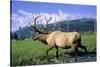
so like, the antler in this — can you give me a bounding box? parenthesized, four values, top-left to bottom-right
(43, 16, 52, 29)
(33, 15, 42, 27)
(29, 15, 45, 33)
(29, 15, 52, 34)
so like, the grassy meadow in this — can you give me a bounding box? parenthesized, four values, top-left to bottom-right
(11, 32, 96, 66)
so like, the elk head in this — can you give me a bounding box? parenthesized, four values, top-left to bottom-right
(29, 15, 52, 42)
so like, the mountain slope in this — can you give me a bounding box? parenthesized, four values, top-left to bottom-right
(11, 18, 96, 39)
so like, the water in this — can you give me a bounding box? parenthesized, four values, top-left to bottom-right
(48, 53, 96, 64)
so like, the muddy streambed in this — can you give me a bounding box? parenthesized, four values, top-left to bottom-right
(47, 52, 96, 64)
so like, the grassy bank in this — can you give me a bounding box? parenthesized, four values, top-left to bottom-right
(11, 32, 96, 66)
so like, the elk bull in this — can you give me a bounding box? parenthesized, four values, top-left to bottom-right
(29, 15, 87, 61)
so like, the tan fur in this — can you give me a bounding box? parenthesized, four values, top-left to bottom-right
(46, 31, 80, 48)
(33, 31, 87, 61)
(36, 31, 80, 48)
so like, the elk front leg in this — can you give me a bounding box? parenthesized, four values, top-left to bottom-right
(74, 47, 78, 62)
(46, 47, 54, 61)
(56, 47, 59, 59)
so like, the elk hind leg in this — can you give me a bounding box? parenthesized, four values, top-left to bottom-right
(78, 44, 87, 54)
(71, 45, 78, 62)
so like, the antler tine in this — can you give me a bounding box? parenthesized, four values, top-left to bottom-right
(34, 15, 42, 27)
(29, 21, 32, 27)
(44, 16, 52, 28)
(29, 21, 35, 30)
(44, 16, 52, 23)
(47, 17, 52, 23)
(32, 15, 35, 19)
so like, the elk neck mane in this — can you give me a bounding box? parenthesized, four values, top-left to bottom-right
(38, 33, 49, 44)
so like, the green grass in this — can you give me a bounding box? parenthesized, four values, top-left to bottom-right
(81, 33, 96, 52)
(11, 33, 96, 66)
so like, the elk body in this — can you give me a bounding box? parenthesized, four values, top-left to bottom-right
(29, 15, 87, 61)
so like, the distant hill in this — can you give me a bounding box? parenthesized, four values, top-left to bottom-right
(57, 18, 96, 32)
(11, 18, 96, 39)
